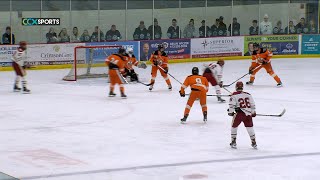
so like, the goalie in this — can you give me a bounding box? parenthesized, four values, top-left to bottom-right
(202, 58, 225, 102)
(12, 41, 31, 93)
(123, 47, 147, 82)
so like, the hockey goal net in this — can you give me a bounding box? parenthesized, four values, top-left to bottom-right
(63, 45, 121, 81)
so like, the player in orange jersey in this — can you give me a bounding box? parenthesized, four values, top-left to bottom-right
(123, 47, 146, 82)
(179, 67, 209, 123)
(246, 43, 282, 87)
(105, 47, 128, 98)
(149, 44, 172, 91)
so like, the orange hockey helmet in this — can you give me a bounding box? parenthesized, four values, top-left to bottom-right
(236, 81, 244, 91)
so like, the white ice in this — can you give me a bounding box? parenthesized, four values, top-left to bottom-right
(0, 58, 320, 180)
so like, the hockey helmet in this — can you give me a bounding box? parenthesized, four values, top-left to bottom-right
(236, 81, 244, 91)
(118, 47, 126, 55)
(192, 67, 199, 75)
(217, 58, 225, 66)
(126, 47, 134, 54)
(158, 43, 165, 50)
(19, 41, 27, 50)
(253, 42, 260, 49)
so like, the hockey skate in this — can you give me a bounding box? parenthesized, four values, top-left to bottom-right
(149, 85, 153, 91)
(14, 85, 21, 92)
(230, 138, 237, 149)
(203, 111, 207, 122)
(277, 82, 283, 87)
(121, 93, 127, 99)
(168, 85, 172, 91)
(22, 87, 31, 94)
(251, 139, 257, 149)
(246, 81, 254, 85)
(217, 96, 226, 103)
(109, 91, 116, 97)
(180, 114, 188, 124)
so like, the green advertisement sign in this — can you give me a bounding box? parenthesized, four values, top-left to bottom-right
(244, 35, 299, 56)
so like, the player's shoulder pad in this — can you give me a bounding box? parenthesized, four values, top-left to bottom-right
(113, 54, 125, 60)
(153, 51, 159, 55)
(232, 91, 242, 95)
(161, 51, 168, 57)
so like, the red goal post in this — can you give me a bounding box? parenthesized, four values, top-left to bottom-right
(63, 45, 122, 81)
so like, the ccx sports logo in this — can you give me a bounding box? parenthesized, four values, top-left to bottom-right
(22, 18, 60, 26)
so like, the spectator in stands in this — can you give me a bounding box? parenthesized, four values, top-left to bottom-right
(133, 21, 149, 40)
(46, 27, 58, 43)
(217, 16, 227, 36)
(244, 42, 254, 56)
(273, 20, 284, 35)
(91, 26, 104, 42)
(167, 19, 180, 39)
(105, 25, 122, 41)
(71, 27, 80, 42)
(260, 14, 272, 35)
(309, 19, 317, 34)
(80, 29, 91, 42)
(285, 21, 297, 34)
(148, 18, 162, 40)
(183, 19, 196, 38)
(210, 19, 219, 37)
(296, 18, 309, 34)
(2, 26, 15, 44)
(199, 20, 211, 37)
(140, 42, 150, 61)
(58, 28, 70, 43)
(249, 20, 259, 35)
(228, 17, 240, 36)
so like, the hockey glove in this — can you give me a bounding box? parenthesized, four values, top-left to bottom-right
(219, 81, 223, 87)
(163, 67, 168, 74)
(153, 60, 158, 66)
(249, 69, 253, 74)
(251, 112, 256, 117)
(179, 90, 185, 97)
(228, 112, 235, 116)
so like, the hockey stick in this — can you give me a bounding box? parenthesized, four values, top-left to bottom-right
(137, 80, 152, 86)
(222, 86, 232, 94)
(157, 65, 183, 85)
(223, 65, 262, 87)
(186, 94, 230, 97)
(241, 108, 286, 117)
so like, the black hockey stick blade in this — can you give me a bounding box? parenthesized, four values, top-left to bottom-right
(137, 81, 152, 86)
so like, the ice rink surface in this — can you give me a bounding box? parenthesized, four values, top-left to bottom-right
(0, 58, 320, 180)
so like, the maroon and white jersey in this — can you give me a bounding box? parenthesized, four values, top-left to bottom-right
(204, 63, 223, 83)
(228, 91, 256, 116)
(12, 48, 27, 66)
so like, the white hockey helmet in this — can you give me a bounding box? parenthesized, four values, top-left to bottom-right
(126, 47, 134, 54)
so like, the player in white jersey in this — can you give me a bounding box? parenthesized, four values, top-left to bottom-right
(12, 41, 30, 93)
(203, 58, 225, 102)
(227, 81, 257, 149)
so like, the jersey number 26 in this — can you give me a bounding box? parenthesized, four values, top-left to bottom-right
(238, 98, 251, 108)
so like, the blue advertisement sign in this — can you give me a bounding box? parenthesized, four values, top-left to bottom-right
(260, 42, 299, 55)
(301, 35, 320, 54)
(85, 41, 140, 62)
(140, 39, 191, 61)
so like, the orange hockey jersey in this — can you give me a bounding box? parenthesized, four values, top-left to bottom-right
(149, 50, 169, 68)
(106, 54, 126, 73)
(252, 48, 273, 65)
(180, 75, 209, 93)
